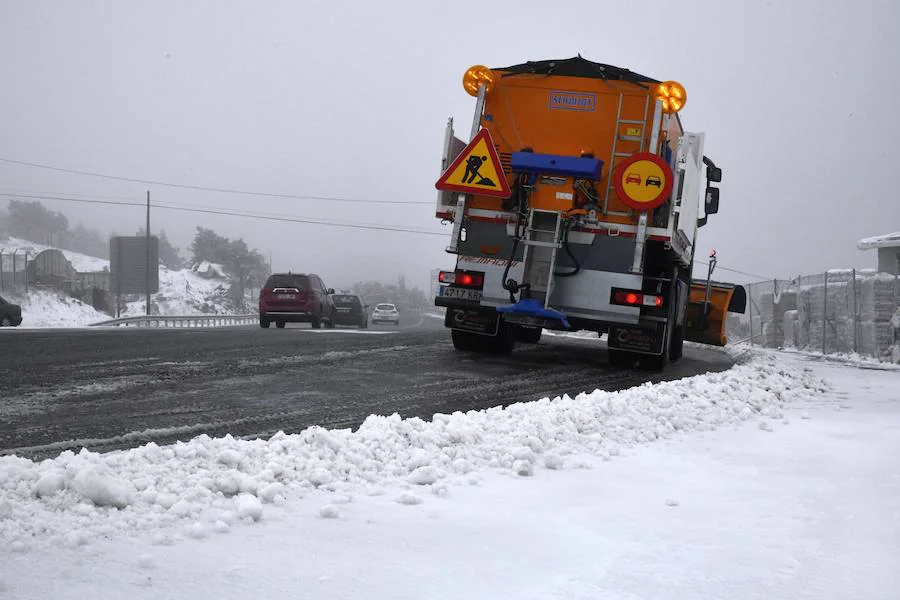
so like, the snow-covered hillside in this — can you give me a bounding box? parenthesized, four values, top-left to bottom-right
(0, 237, 242, 327)
(0, 236, 108, 272)
(120, 264, 234, 318)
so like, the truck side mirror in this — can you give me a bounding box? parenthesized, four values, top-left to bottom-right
(705, 186, 720, 215)
(703, 156, 722, 183)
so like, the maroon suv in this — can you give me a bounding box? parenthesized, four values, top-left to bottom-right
(259, 273, 336, 329)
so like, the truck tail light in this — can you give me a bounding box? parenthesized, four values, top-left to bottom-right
(612, 290, 663, 308)
(439, 270, 484, 288)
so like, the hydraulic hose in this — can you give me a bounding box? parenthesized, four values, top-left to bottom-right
(502, 176, 530, 302)
(555, 218, 581, 278)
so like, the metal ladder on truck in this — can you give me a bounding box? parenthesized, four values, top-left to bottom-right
(518, 94, 653, 310)
(519, 208, 564, 310)
(602, 93, 651, 214)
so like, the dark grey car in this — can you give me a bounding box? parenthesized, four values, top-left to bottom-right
(331, 294, 368, 328)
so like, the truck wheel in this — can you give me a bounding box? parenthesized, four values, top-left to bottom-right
(669, 275, 685, 362)
(608, 348, 636, 369)
(669, 324, 685, 362)
(451, 329, 481, 352)
(640, 350, 667, 372)
(484, 322, 515, 355)
(276, 320, 286, 329)
(515, 326, 542, 344)
(311, 317, 321, 329)
(259, 318, 271, 329)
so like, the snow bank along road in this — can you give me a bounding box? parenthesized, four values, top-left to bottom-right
(0, 320, 733, 459)
(6, 351, 888, 600)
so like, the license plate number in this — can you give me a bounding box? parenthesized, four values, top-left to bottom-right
(440, 287, 482, 302)
(277, 294, 296, 299)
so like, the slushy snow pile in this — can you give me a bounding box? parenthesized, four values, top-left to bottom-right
(0, 353, 824, 551)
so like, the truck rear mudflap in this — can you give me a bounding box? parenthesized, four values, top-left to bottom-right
(684, 280, 747, 346)
(606, 322, 668, 356)
(443, 306, 500, 336)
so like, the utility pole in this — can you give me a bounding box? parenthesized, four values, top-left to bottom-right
(146, 190, 151, 316)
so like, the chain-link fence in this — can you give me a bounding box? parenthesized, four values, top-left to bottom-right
(733, 270, 900, 362)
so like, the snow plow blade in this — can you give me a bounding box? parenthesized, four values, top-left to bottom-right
(684, 280, 747, 346)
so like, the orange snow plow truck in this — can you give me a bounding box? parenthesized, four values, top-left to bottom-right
(434, 57, 745, 370)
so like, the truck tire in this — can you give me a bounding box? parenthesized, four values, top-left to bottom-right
(608, 348, 636, 369)
(311, 317, 321, 329)
(515, 326, 542, 344)
(259, 318, 271, 329)
(276, 320, 286, 329)
(484, 323, 516, 355)
(640, 349, 668, 372)
(451, 329, 481, 352)
(669, 324, 685, 362)
(668, 273, 686, 362)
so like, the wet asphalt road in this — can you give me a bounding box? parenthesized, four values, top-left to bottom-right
(0, 316, 733, 459)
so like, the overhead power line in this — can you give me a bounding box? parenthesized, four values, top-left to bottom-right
(694, 260, 774, 281)
(0, 187, 780, 278)
(0, 192, 447, 238)
(0, 156, 433, 206)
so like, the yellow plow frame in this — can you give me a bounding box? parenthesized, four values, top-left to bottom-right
(684, 280, 747, 346)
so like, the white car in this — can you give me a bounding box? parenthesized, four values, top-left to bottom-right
(372, 303, 400, 325)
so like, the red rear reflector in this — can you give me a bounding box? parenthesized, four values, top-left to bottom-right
(613, 291, 663, 308)
(439, 271, 483, 287)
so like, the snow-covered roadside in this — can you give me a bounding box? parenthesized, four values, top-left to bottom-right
(0, 289, 108, 327)
(1, 355, 819, 550)
(4, 352, 899, 599)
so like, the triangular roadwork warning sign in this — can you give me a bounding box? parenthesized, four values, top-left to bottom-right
(435, 128, 511, 199)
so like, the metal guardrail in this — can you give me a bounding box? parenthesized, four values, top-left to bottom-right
(90, 314, 258, 328)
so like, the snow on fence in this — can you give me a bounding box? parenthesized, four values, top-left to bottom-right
(737, 270, 900, 362)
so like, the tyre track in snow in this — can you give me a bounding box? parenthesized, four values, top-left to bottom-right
(0, 322, 733, 459)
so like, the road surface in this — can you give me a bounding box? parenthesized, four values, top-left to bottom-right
(0, 316, 734, 459)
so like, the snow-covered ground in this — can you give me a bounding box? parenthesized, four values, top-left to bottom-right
(0, 289, 108, 328)
(2, 349, 897, 598)
(0, 237, 239, 326)
(120, 264, 233, 318)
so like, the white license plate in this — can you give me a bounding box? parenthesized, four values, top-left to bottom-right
(277, 294, 296, 299)
(336, 308, 350, 312)
(440, 287, 482, 302)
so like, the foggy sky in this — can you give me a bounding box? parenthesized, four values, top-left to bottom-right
(1, 0, 898, 291)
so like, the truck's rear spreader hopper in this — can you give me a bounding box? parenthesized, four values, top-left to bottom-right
(434, 56, 746, 369)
